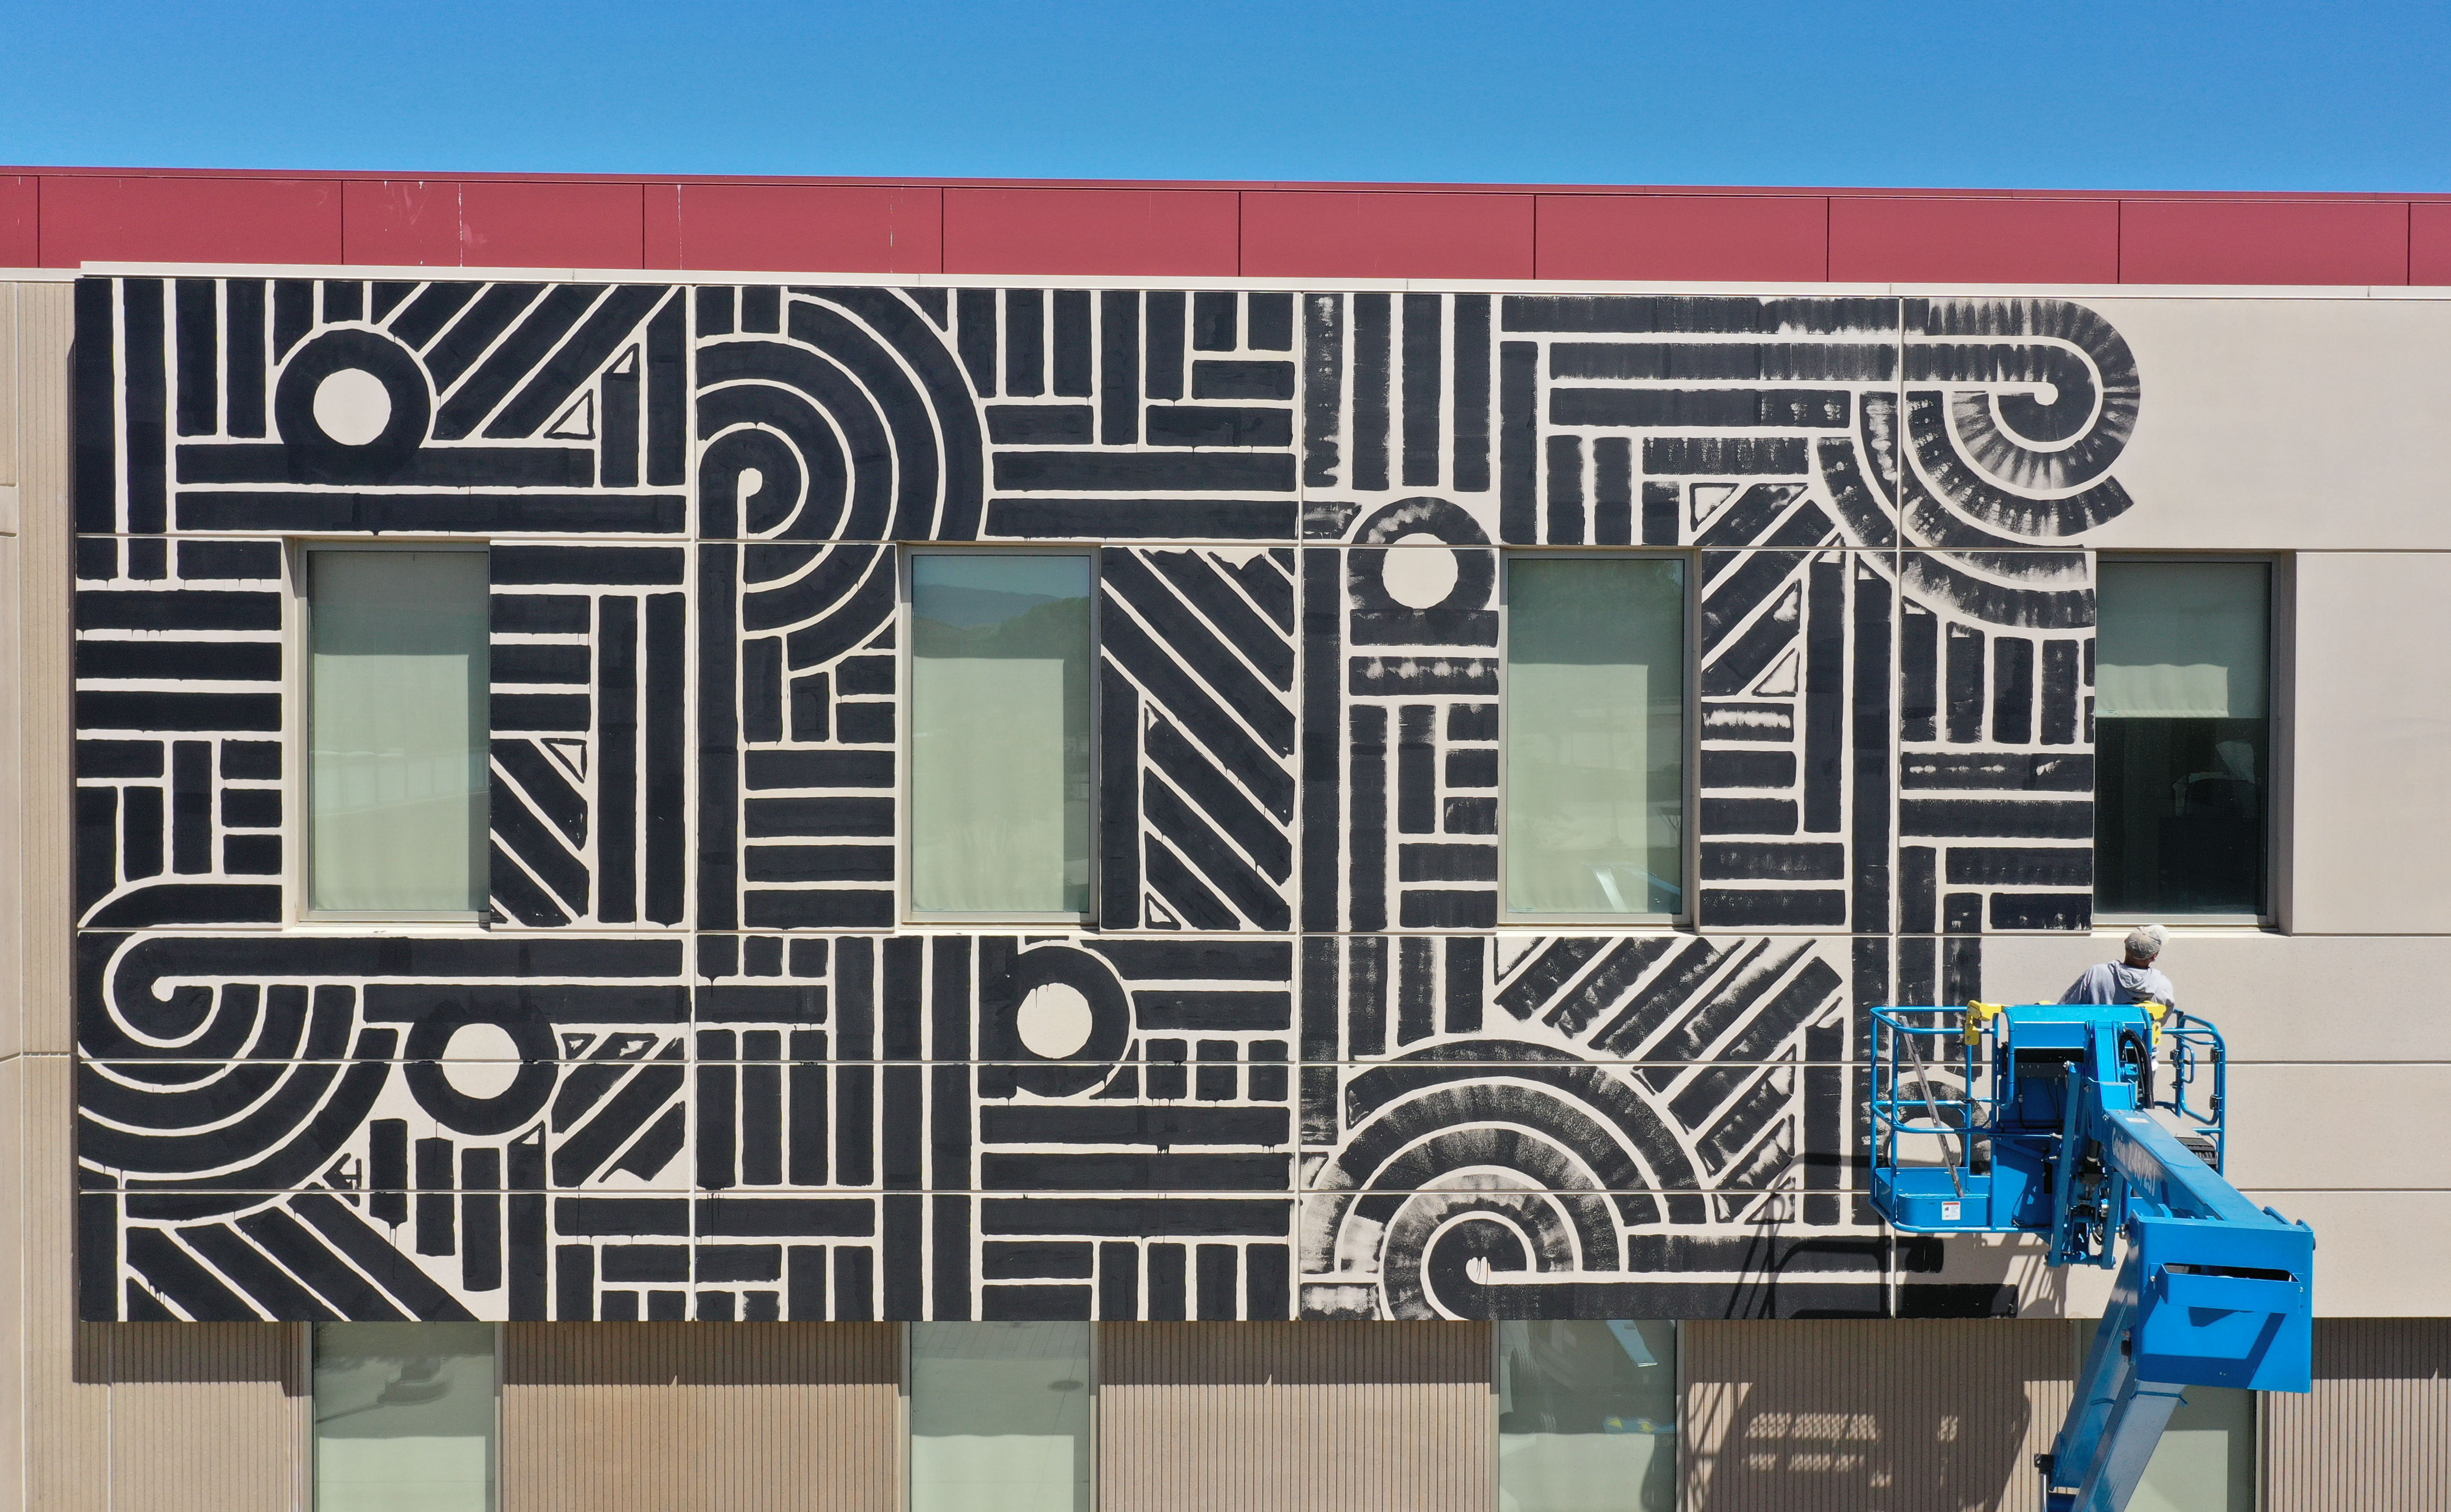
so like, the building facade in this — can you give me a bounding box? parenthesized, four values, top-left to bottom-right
(2, 170, 2448, 1510)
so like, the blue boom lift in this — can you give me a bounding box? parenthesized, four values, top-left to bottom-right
(1868, 1000, 2313, 1512)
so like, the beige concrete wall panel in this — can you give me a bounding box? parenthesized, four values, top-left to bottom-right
(2266, 1318, 2451, 1511)
(2237, 1190, 2451, 1317)
(1978, 932, 2451, 1061)
(1, 283, 18, 485)
(2090, 298, 2451, 551)
(1685, 1319, 2072, 1512)
(99, 1324, 305, 1512)
(501, 1322, 898, 1512)
(2224, 1062, 2450, 1190)
(1097, 1321, 1491, 1512)
(0, 1055, 23, 1512)
(14, 283, 68, 1056)
(2286, 553, 2451, 934)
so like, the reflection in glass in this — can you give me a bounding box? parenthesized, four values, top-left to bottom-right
(309, 551, 491, 912)
(909, 554, 1094, 914)
(909, 1321, 1092, 1512)
(2095, 561, 2270, 915)
(313, 1322, 497, 1512)
(2082, 1318, 2255, 1512)
(1505, 558, 1687, 916)
(1499, 1320, 1679, 1512)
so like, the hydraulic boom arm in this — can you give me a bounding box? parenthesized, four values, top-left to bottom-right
(1868, 1001, 2313, 1512)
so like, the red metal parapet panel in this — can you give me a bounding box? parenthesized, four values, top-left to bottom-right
(7, 166, 2450, 284)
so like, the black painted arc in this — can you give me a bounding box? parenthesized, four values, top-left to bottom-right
(435, 285, 600, 439)
(1097, 658, 1141, 930)
(1301, 293, 1344, 489)
(698, 547, 739, 929)
(487, 285, 667, 439)
(1352, 292, 1391, 493)
(814, 288, 987, 540)
(123, 280, 168, 534)
(743, 540, 872, 628)
(696, 339, 883, 540)
(775, 560, 896, 670)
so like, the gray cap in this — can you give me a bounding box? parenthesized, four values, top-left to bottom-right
(2124, 924, 2167, 961)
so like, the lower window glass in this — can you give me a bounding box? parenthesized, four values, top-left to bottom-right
(1504, 557, 1687, 918)
(312, 1321, 497, 1512)
(1498, 1320, 1679, 1512)
(909, 1321, 1093, 1512)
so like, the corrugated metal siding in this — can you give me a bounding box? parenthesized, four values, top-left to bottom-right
(17, 283, 100, 1512)
(1685, 1320, 2072, 1512)
(501, 1322, 898, 1512)
(99, 1324, 305, 1512)
(2266, 1318, 2450, 1511)
(1097, 1321, 1491, 1512)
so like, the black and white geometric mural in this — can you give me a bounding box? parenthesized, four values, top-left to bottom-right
(72, 277, 2137, 1322)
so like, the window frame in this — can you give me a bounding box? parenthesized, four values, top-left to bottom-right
(290, 539, 493, 925)
(1496, 548, 1700, 929)
(2090, 551, 2282, 930)
(898, 544, 1102, 927)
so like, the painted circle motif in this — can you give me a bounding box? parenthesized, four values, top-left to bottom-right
(273, 327, 433, 483)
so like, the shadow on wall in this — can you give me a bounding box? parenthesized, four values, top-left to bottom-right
(73, 1319, 304, 1390)
(1685, 1319, 2068, 1512)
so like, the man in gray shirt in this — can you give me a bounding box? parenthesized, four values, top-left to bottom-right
(2061, 924, 2178, 1010)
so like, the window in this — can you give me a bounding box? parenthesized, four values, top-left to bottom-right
(2095, 560, 2271, 917)
(1499, 1320, 1679, 1512)
(313, 1322, 499, 1512)
(907, 552, 1095, 917)
(305, 548, 491, 916)
(908, 1321, 1094, 1512)
(1504, 557, 1688, 920)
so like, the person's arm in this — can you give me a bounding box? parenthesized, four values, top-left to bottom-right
(2061, 964, 2106, 1004)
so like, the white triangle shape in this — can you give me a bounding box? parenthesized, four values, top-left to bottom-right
(543, 738, 589, 781)
(1690, 483, 1739, 529)
(1750, 647, 1801, 698)
(545, 390, 596, 440)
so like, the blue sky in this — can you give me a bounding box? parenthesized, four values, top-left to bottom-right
(6, 1, 2448, 190)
